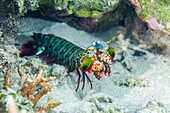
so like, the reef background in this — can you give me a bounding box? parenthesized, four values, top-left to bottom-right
(0, 0, 170, 112)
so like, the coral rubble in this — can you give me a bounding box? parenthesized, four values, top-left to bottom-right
(1, 64, 61, 112)
(84, 92, 128, 112)
(17, 65, 62, 110)
(136, 101, 168, 113)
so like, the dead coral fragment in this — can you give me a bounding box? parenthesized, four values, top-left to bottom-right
(0, 65, 61, 112)
(35, 93, 62, 113)
(2, 64, 61, 112)
(18, 64, 28, 89)
(17, 65, 57, 107)
(0, 78, 2, 82)
(30, 82, 54, 106)
(5, 70, 11, 90)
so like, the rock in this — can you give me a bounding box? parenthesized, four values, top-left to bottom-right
(38, 0, 127, 32)
(84, 92, 128, 112)
(38, 0, 170, 55)
(124, 0, 170, 56)
(1, 0, 169, 55)
(50, 64, 67, 80)
(136, 101, 168, 113)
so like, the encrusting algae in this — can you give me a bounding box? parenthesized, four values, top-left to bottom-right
(1, 64, 62, 112)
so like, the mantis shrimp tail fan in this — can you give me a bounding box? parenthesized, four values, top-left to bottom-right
(19, 33, 45, 58)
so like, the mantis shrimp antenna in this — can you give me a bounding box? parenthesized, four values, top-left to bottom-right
(106, 27, 128, 44)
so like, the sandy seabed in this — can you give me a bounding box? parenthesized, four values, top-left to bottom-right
(0, 17, 170, 113)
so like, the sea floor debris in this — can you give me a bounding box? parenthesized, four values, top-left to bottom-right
(0, 65, 62, 112)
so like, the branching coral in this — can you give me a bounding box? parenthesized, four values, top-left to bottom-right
(5, 70, 11, 90)
(35, 92, 62, 113)
(17, 64, 61, 110)
(17, 65, 57, 106)
(1, 64, 61, 112)
(0, 78, 2, 82)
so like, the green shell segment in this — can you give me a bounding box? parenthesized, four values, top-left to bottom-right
(81, 56, 93, 71)
(107, 46, 115, 58)
(31, 33, 84, 71)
